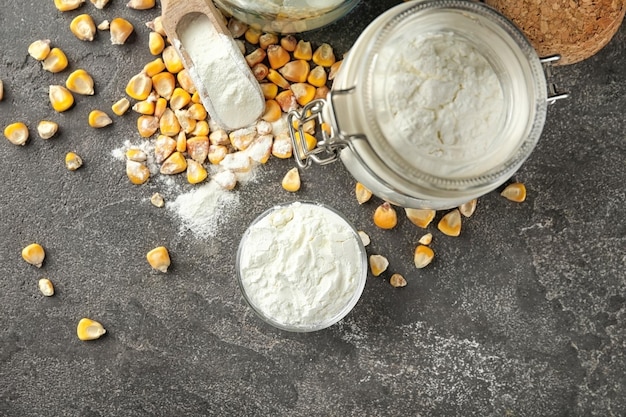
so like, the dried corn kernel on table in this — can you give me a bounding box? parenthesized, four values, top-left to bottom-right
(1, 1, 625, 416)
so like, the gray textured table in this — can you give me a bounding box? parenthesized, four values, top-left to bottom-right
(1, 1, 625, 416)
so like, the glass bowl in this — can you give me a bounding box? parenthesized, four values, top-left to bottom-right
(213, 0, 360, 33)
(236, 201, 367, 332)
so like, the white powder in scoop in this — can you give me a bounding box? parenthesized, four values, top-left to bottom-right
(238, 202, 364, 327)
(178, 14, 263, 129)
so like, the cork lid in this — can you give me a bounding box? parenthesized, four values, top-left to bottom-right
(484, 0, 626, 65)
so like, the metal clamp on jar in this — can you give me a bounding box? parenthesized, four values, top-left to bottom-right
(289, 0, 568, 210)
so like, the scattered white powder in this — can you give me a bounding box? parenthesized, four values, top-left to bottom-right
(238, 202, 364, 327)
(178, 14, 264, 130)
(167, 181, 240, 238)
(382, 31, 506, 177)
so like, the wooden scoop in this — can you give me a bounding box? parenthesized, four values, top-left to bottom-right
(161, 0, 265, 130)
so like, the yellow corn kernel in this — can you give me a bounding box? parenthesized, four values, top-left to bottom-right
(137, 115, 159, 138)
(247, 134, 273, 164)
(219, 152, 252, 173)
(369, 254, 389, 277)
(37, 121, 59, 139)
(259, 32, 279, 50)
(90, 0, 110, 9)
(414, 245, 435, 269)
(279, 60, 310, 83)
(358, 230, 370, 247)
(192, 120, 209, 137)
(266, 68, 291, 90)
(173, 133, 185, 155)
(70, 14, 96, 41)
(209, 129, 229, 146)
(22, 243, 45, 268)
(54, 0, 84, 12)
(150, 98, 165, 119)
(152, 71, 175, 100)
(147, 31, 165, 56)
(501, 183, 527, 202)
(373, 202, 398, 229)
(49, 85, 74, 112)
(293, 40, 312, 60)
(405, 208, 436, 228)
(150, 192, 165, 207)
(4, 122, 29, 146)
(110, 17, 134, 45)
(143, 57, 166, 77)
(160, 151, 187, 175)
(245, 27, 262, 44)
(294, 131, 317, 157)
(312, 43, 336, 67)
(260, 82, 278, 100)
(159, 108, 181, 136)
(281, 167, 301, 192)
(280, 34, 297, 52)
(418, 233, 433, 246)
(184, 103, 205, 122)
(229, 127, 256, 151)
(65, 151, 83, 170)
(125, 148, 147, 162)
(328, 60, 342, 80)
(191, 91, 201, 103)
(261, 99, 282, 122)
(76, 318, 106, 341)
(290, 82, 316, 106)
(315, 85, 330, 100)
(125, 72, 152, 100)
(245, 48, 267, 68)
(459, 199, 477, 217)
(267, 45, 290, 69)
(272, 132, 293, 159)
(307, 65, 327, 88)
(127, 0, 155, 10)
(186, 159, 207, 184)
(251, 63, 269, 81)
(355, 182, 372, 204)
(154, 135, 176, 163)
(126, 160, 150, 184)
(170, 88, 191, 111)
(132, 100, 155, 115)
(208, 144, 227, 165)
(162, 46, 184, 73)
(38, 278, 55, 296)
(28, 39, 51, 61)
(0, 80, 3, 102)
(88, 110, 112, 128)
(42, 48, 68, 73)
(276, 90, 297, 112)
(187, 136, 209, 163)
(390, 273, 407, 288)
(65, 69, 94, 95)
(437, 209, 462, 237)
(146, 16, 166, 37)
(111, 97, 130, 116)
(176, 69, 196, 94)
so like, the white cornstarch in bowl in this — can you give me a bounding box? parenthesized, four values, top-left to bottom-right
(237, 202, 366, 331)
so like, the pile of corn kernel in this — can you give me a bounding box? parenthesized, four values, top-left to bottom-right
(118, 14, 342, 191)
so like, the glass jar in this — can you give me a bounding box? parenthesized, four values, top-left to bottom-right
(213, 0, 360, 33)
(289, 0, 566, 210)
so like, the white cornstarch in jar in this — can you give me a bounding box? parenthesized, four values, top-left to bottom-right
(382, 31, 507, 177)
(238, 202, 363, 327)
